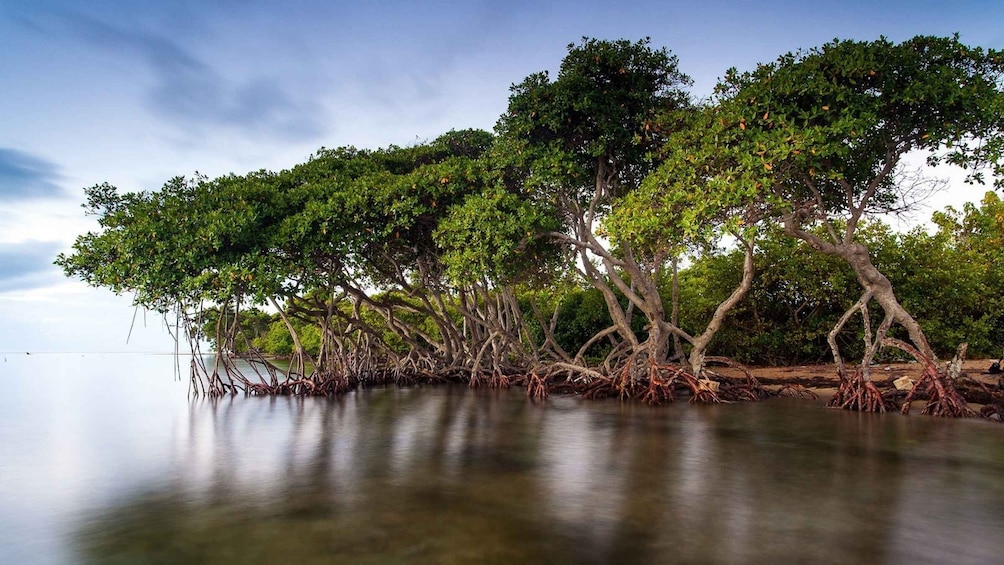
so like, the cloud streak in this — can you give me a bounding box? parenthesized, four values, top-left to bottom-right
(0, 149, 64, 201)
(64, 13, 326, 142)
(0, 240, 65, 292)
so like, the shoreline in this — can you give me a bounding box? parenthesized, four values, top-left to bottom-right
(719, 359, 1002, 388)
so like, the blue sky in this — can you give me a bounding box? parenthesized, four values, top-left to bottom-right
(1, 0, 1002, 352)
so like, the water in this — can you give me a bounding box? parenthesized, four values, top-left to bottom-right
(2, 355, 1003, 564)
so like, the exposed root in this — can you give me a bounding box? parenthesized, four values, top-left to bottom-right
(572, 362, 725, 404)
(572, 360, 643, 400)
(900, 370, 976, 417)
(827, 371, 894, 413)
(468, 369, 513, 389)
(885, 339, 975, 418)
(777, 384, 819, 400)
(955, 375, 1001, 405)
(640, 363, 677, 406)
(242, 373, 358, 396)
(704, 356, 771, 401)
(580, 376, 617, 400)
(469, 370, 487, 389)
(668, 368, 721, 404)
(614, 359, 643, 400)
(690, 381, 722, 404)
(526, 370, 549, 399)
(488, 371, 511, 389)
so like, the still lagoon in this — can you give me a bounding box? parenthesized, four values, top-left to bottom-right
(2, 354, 1003, 564)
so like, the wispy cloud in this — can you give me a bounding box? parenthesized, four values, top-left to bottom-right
(0, 240, 65, 292)
(0, 149, 64, 201)
(62, 13, 326, 142)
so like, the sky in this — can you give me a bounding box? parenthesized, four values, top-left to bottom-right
(1, 0, 1002, 353)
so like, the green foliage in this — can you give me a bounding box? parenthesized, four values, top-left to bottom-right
(680, 205, 1004, 364)
(435, 186, 562, 284)
(896, 192, 1004, 356)
(58, 130, 495, 307)
(438, 38, 694, 290)
(57, 35, 1004, 376)
(273, 129, 496, 291)
(253, 318, 320, 358)
(607, 106, 759, 258)
(497, 37, 691, 198)
(200, 307, 273, 354)
(714, 35, 1004, 214)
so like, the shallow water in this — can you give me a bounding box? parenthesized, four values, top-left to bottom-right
(1, 355, 1003, 564)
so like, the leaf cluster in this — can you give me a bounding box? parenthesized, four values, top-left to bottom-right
(711, 35, 1004, 215)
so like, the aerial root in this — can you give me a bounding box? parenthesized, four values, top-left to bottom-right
(468, 369, 514, 390)
(570, 361, 751, 404)
(615, 360, 642, 400)
(662, 366, 721, 404)
(574, 360, 646, 400)
(468, 371, 485, 389)
(235, 372, 359, 396)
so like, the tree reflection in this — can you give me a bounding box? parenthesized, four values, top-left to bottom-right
(73, 391, 1004, 564)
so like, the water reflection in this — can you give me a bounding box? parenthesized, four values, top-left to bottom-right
(61, 386, 1004, 564)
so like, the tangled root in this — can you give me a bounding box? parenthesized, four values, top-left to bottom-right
(580, 376, 618, 400)
(885, 340, 975, 418)
(777, 384, 819, 400)
(640, 364, 679, 406)
(704, 357, 771, 401)
(901, 370, 976, 417)
(827, 372, 895, 413)
(526, 370, 548, 400)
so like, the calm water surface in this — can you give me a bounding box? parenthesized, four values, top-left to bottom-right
(2, 354, 1003, 564)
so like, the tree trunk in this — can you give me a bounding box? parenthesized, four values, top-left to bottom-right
(838, 242, 936, 365)
(670, 256, 685, 362)
(687, 239, 755, 377)
(785, 220, 972, 416)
